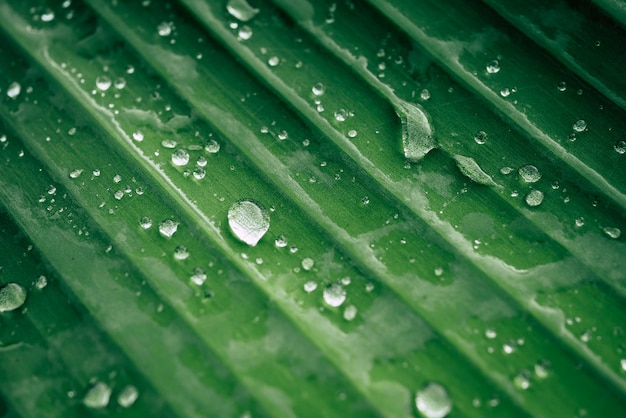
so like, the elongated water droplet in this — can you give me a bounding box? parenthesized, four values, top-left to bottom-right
(323, 283, 346, 307)
(453, 155, 496, 186)
(228, 200, 269, 246)
(159, 219, 179, 238)
(603, 226, 621, 239)
(518, 165, 541, 183)
(415, 382, 452, 418)
(395, 100, 436, 162)
(226, 0, 259, 21)
(117, 385, 139, 408)
(0, 283, 27, 312)
(83, 381, 111, 409)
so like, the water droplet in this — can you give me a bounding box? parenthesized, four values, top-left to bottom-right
(499, 88, 510, 97)
(277, 130, 288, 140)
(69, 169, 83, 179)
(228, 200, 270, 246)
(513, 371, 531, 390)
(575, 217, 585, 227)
(268, 56, 280, 67)
(312, 82, 326, 96)
(557, 81, 567, 92)
(343, 304, 357, 321)
(534, 360, 551, 379)
(193, 167, 206, 180)
(114, 190, 124, 200)
(238, 25, 253, 40)
(323, 283, 346, 307)
(415, 382, 452, 418)
(303, 281, 317, 293)
(420, 89, 431, 100)
(7, 82, 21, 99)
(572, 119, 587, 132)
(132, 131, 144, 142)
(226, 0, 259, 21)
(473, 131, 487, 144)
(35, 275, 48, 289)
(96, 76, 111, 91)
(348, 129, 358, 138)
(190, 268, 207, 285)
(174, 245, 190, 260)
(502, 340, 516, 354)
(172, 149, 190, 166)
(614, 140, 626, 154)
(114, 77, 126, 89)
(395, 100, 436, 162)
(157, 21, 172, 36)
(0, 283, 27, 312)
(453, 155, 496, 186)
(113, 174, 122, 183)
(518, 165, 542, 183)
(274, 235, 288, 247)
(117, 385, 139, 408)
(139, 216, 153, 229)
(83, 381, 111, 409)
(159, 219, 179, 238)
(525, 190, 544, 207)
(41, 9, 55, 22)
(204, 139, 220, 154)
(485, 328, 497, 339)
(301, 257, 314, 271)
(603, 226, 621, 239)
(620, 359, 626, 372)
(334, 109, 347, 122)
(486, 60, 500, 74)
(500, 166, 513, 175)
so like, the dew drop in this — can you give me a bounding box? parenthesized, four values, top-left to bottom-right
(343, 304, 357, 321)
(473, 131, 487, 144)
(301, 257, 314, 271)
(190, 268, 207, 285)
(69, 169, 83, 179)
(453, 155, 496, 186)
(485, 60, 500, 74)
(557, 81, 567, 92)
(603, 226, 621, 239)
(621, 359, 626, 372)
(268, 56, 280, 67)
(35, 275, 48, 290)
(238, 25, 253, 40)
(312, 82, 326, 96)
(228, 200, 270, 246)
(499, 88, 510, 97)
(274, 235, 288, 248)
(348, 129, 357, 138)
(139, 216, 153, 229)
(157, 21, 172, 36)
(415, 382, 452, 418)
(334, 108, 347, 122)
(172, 149, 190, 166)
(114, 77, 126, 89)
(614, 140, 626, 154)
(0, 283, 27, 312)
(485, 328, 497, 339)
(572, 119, 587, 132)
(132, 131, 144, 142)
(159, 219, 179, 238)
(193, 167, 206, 180)
(323, 283, 346, 307)
(117, 385, 139, 408)
(304, 281, 317, 293)
(41, 9, 55, 22)
(7, 82, 21, 99)
(395, 100, 436, 162)
(513, 371, 531, 390)
(83, 381, 112, 409)
(95, 75, 111, 91)
(500, 166, 513, 175)
(226, 0, 259, 22)
(174, 245, 190, 260)
(518, 165, 542, 183)
(524, 190, 544, 207)
(420, 89, 431, 100)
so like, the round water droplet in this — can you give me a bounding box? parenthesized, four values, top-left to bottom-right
(190, 268, 207, 285)
(603, 226, 621, 239)
(193, 167, 206, 180)
(205, 139, 220, 153)
(502, 340, 516, 354)
(228, 200, 270, 246)
(323, 283, 346, 307)
(485, 60, 500, 74)
(96, 75, 111, 91)
(174, 245, 190, 260)
(513, 371, 531, 390)
(7, 82, 21, 99)
(304, 281, 317, 293)
(620, 359, 626, 372)
(534, 360, 551, 379)
(301, 257, 314, 271)
(420, 89, 431, 100)
(473, 130, 487, 145)
(275, 235, 288, 247)
(312, 82, 326, 96)
(132, 131, 144, 142)
(415, 382, 452, 418)
(226, 0, 259, 21)
(157, 21, 172, 36)
(485, 328, 497, 339)
(114, 77, 126, 89)
(117, 385, 139, 408)
(139, 216, 153, 229)
(348, 129, 358, 138)
(0, 283, 27, 312)
(614, 140, 626, 154)
(525, 190, 544, 207)
(171, 149, 190, 166)
(334, 109, 347, 122)
(572, 119, 587, 132)
(83, 381, 112, 409)
(343, 304, 357, 321)
(518, 165, 541, 183)
(277, 130, 288, 140)
(557, 81, 567, 92)
(268, 56, 280, 67)
(238, 25, 253, 40)
(159, 219, 179, 238)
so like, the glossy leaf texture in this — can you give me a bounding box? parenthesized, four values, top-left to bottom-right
(0, 0, 624, 417)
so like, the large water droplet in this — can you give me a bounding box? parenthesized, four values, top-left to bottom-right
(228, 200, 270, 246)
(518, 165, 542, 183)
(83, 381, 112, 409)
(172, 149, 190, 166)
(96, 76, 111, 91)
(226, 0, 259, 22)
(395, 100, 436, 162)
(323, 283, 346, 307)
(603, 226, 621, 239)
(117, 385, 139, 408)
(415, 382, 452, 418)
(159, 219, 179, 238)
(0, 283, 27, 312)
(453, 155, 496, 186)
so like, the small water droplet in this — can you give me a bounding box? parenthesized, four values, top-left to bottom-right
(117, 385, 139, 408)
(268, 56, 280, 67)
(190, 267, 207, 285)
(575, 217, 585, 227)
(485, 328, 497, 339)
(603, 226, 621, 239)
(228, 200, 270, 246)
(334, 109, 347, 122)
(415, 382, 452, 418)
(614, 140, 626, 154)
(96, 75, 111, 91)
(499, 166, 513, 175)
(534, 360, 551, 379)
(502, 340, 516, 354)
(473, 130, 488, 145)
(139, 216, 153, 229)
(7, 82, 21, 99)
(226, 0, 259, 21)
(238, 25, 253, 40)
(83, 381, 111, 409)
(620, 359, 626, 372)
(557, 81, 567, 92)
(0, 283, 27, 312)
(301, 257, 314, 271)
(303, 281, 317, 293)
(274, 235, 288, 247)
(69, 169, 83, 179)
(348, 129, 358, 138)
(312, 82, 326, 96)
(518, 165, 542, 183)
(420, 89, 431, 100)
(323, 283, 346, 307)
(172, 149, 190, 166)
(157, 21, 172, 36)
(486, 60, 500, 74)
(132, 131, 144, 142)
(35, 275, 48, 290)
(114, 77, 126, 89)
(159, 219, 179, 238)
(500, 88, 510, 97)
(572, 119, 587, 132)
(513, 371, 531, 390)
(343, 304, 357, 321)
(41, 9, 55, 22)
(277, 130, 288, 140)
(453, 155, 496, 186)
(525, 190, 544, 207)
(174, 245, 190, 260)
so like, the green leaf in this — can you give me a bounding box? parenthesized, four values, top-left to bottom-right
(0, 0, 624, 417)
